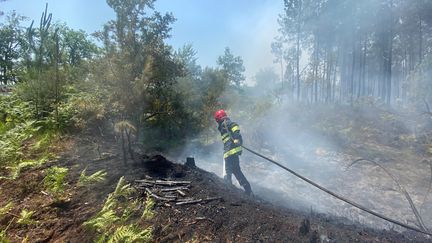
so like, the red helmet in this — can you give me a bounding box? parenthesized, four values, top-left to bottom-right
(214, 109, 227, 122)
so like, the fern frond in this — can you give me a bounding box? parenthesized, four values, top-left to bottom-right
(78, 168, 107, 187)
(121, 200, 140, 223)
(113, 176, 133, 198)
(0, 202, 14, 217)
(17, 209, 36, 225)
(83, 177, 148, 242)
(0, 229, 10, 243)
(142, 196, 155, 220)
(107, 224, 153, 243)
(83, 209, 119, 232)
(43, 166, 68, 196)
(101, 194, 116, 212)
(107, 225, 132, 243)
(7, 158, 47, 179)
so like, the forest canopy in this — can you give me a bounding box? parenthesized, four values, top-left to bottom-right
(1, 0, 432, 150)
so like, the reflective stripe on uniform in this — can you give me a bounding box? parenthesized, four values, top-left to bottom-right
(231, 125, 240, 132)
(224, 146, 242, 158)
(221, 133, 230, 143)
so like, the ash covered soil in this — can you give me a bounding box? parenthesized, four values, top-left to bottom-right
(0, 133, 430, 242)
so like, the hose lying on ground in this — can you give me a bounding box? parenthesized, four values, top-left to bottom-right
(347, 158, 428, 232)
(242, 145, 432, 237)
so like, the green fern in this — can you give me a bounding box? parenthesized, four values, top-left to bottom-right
(0, 120, 40, 165)
(83, 177, 153, 242)
(101, 194, 117, 213)
(17, 209, 36, 225)
(121, 200, 140, 223)
(0, 211, 14, 243)
(78, 168, 107, 187)
(0, 228, 10, 243)
(83, 209, 119, 232)
(7, 156, 49, 179)
(113, 176, 133, 198)
(107, 224, 153, 243)
(84, 177, 131, 232)
(43, 166, 68, 196)
(142, 196, 155, 220)
(0, 202, 14, 218)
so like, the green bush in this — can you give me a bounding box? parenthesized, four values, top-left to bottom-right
(57, 88, 109, 131)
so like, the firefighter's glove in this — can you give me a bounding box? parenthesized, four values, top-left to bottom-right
(233, 139, 240, 145)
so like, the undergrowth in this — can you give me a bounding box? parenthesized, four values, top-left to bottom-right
(0, 202, 14, 218)
(83, 176, 153, 243)
(43, 166, 68, 199)
(0, 95, 61, 179)
(77, 168, 107, 187)
(16, 209, 37, 226)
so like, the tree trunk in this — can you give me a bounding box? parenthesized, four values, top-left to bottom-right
(419, 15, 423, 64)
(296, 30, 301, 101)
(386, 0, 393, 105)
(350, 39, 356, 105)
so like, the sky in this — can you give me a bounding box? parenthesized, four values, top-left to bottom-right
(1, 0, 283, 83)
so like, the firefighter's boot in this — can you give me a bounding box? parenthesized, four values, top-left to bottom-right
(224, 174, 232, 185)
(243, 183, 252, 196)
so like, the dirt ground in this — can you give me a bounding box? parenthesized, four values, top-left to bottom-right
(1, 130, 431, 242)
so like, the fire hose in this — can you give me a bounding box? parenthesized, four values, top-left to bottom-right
(241, 145, 432, 237)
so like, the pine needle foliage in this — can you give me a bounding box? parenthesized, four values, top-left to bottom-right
(77, 168, 107, 187)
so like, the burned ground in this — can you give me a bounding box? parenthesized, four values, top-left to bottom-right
(0, 131, 430, 242)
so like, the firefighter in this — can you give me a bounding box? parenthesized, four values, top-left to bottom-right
(214, 109, 252, 196)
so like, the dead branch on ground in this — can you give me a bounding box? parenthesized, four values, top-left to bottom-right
(135, 179, 191, 186)
(175, 197, 222, 206)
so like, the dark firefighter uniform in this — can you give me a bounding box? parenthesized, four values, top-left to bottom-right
(217, 117, 252, 196)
